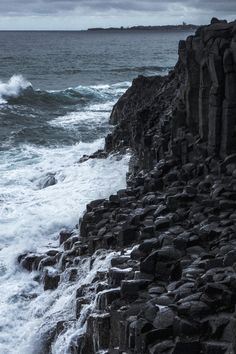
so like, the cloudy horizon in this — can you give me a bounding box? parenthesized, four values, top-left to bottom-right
(0, 0, 235, 30)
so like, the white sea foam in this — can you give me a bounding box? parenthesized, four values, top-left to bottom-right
(48, 81, 130, 99)
(0, 140, 130, 354)
(72, 81, 130, 101)
(49, 102, 114, 130)
(0, 75, 131, 353)
(76, 81, 130, 93)
(0, 140, 129, 248)
(50, 251, 117, 354)
(10, 250, 117, 354)
(0, 75, 31, 104)
(49, 82, 131, 132)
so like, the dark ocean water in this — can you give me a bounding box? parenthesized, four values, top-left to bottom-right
(0, 30, 190, 148)
(0, 30, 185, 88)
(0, 30, 193, 354)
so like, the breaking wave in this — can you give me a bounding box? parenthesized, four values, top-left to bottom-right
(0, 76, 130, 148)
(0, 75, 130, 107)
(0, 75, 32, 104)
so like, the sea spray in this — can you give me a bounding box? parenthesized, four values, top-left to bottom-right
(50, 250, 118, 354)
(0, 75, 31, 103)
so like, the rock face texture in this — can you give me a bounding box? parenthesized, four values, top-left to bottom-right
(106, 18, 236, 164)
(19, 19, 236, 354)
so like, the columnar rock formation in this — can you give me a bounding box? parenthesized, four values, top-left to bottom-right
(185, 20, 236, 157)
(19, 19, 236, 354)
(106, 18, 236, 164)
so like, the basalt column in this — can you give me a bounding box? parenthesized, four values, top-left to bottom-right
(199, 60, 211, 141)
(221, 45, 236, 156)
(208, 47, 225, 155)
(185, 36, 200, 136)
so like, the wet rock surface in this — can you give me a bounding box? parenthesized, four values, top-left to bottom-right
(18, 19, 236, 354)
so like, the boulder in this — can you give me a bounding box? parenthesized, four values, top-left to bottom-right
(120, 280, 150, 299)
(43, 271, 60, 291)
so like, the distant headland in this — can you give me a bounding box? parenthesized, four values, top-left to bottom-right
(87, 23, 198, 32)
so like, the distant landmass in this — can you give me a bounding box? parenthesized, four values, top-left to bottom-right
(88, 23, 198, 32)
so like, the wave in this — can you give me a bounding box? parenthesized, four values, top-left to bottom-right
(110, 65, 172, 73)
(0, 76, 130, 149)
(49, 102, 113, 130)
(0, 75, 32, 104)
(0, 75, 130, 107)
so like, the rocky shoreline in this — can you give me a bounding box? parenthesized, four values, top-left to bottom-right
(19, 18, 236, 353)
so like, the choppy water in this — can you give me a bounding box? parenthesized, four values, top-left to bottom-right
(0, 30, 193, 353)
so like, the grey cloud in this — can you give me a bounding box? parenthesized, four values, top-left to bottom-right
(0, 0, 235, 17)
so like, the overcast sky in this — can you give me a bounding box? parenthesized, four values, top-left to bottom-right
(0, 0, 235, 30)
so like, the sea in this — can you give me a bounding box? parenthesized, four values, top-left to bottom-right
(0, 30, 193, 354)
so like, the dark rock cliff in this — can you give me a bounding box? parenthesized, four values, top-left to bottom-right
(19, 19, 236, 354)
(106, 18, 236, 166)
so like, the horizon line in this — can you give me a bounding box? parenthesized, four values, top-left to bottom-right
(0, 23, 200, 32)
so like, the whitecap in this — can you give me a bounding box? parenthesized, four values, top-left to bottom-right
(49, 101, 115, 130)
(0, 75, 31, 103)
